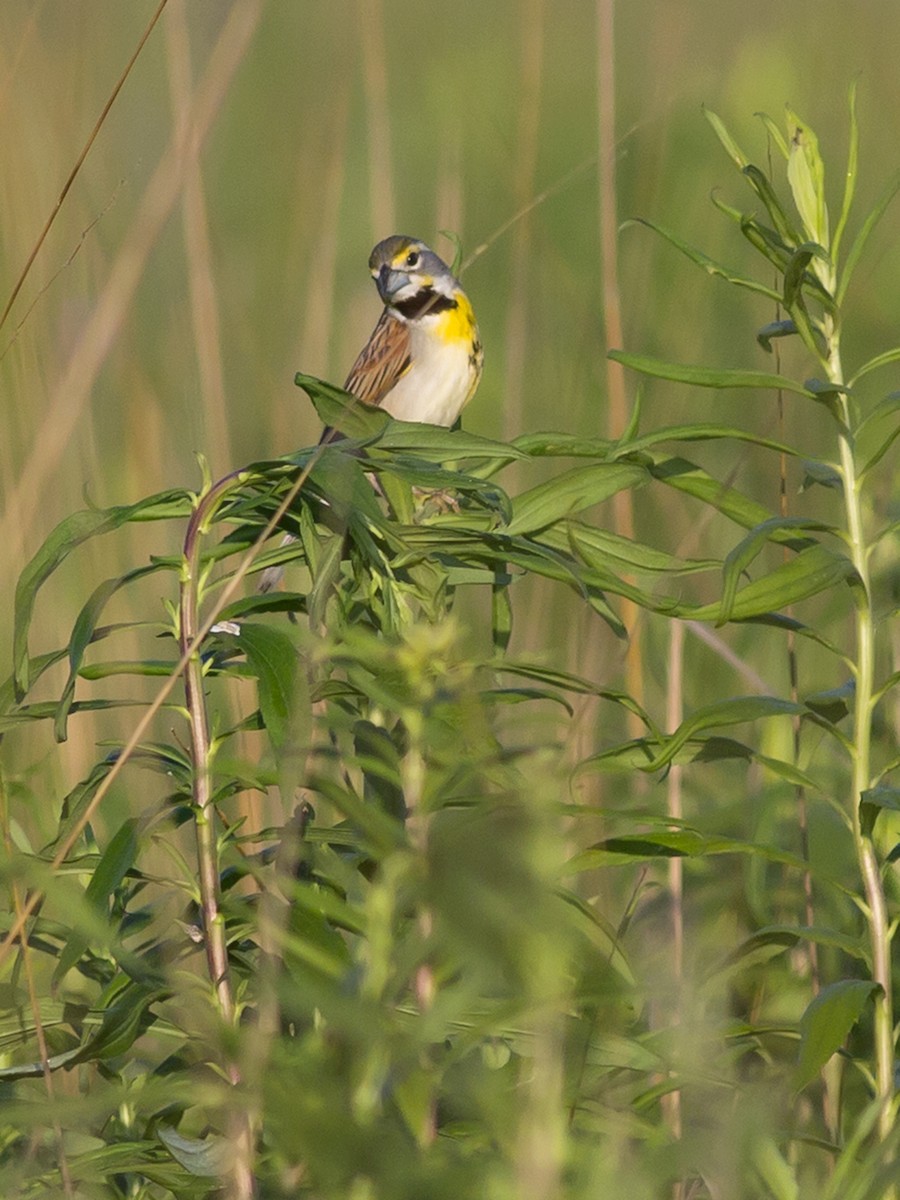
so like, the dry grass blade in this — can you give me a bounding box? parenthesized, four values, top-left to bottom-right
(3, 0, 263, 550)
(0, 0, 170, 336)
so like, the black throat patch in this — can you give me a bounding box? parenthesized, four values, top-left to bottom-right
(392, 289, 458, 320)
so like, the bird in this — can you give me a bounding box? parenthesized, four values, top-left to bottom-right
(259, 235, 483, 591)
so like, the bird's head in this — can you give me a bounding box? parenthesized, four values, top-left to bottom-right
(368, 235, 457, 306)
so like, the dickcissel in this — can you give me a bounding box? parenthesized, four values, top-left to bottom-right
(260, 235, 482, 590)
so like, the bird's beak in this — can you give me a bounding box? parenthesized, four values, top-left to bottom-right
(376, 264, 408, 303)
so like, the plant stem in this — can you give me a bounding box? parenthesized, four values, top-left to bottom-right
(180, 483, 256, 1200)
(825, 319, 895, 1142)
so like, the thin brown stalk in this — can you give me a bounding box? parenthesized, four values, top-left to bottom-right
(462, 156, 596, 275)
(293, 83, 351, 407)
(663, 617, 684, 1157)
(434, 128, 463, 245)
(357, 0, 394, 238)
(596, 0, 643, 733)
(503, 0, 544, 445)
(4, 0, 263, 552)
(164, 0, 231, 472)
(0, 0, 169, 335)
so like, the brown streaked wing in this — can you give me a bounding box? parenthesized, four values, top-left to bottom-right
(343, 308, 412, 406)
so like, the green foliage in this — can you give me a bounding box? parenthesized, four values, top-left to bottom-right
(1, 98, 899, 1200)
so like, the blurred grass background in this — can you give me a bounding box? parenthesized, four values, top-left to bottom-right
(1, 0, 898, 811)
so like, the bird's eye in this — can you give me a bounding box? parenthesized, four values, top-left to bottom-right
(405, 251, 420, 268)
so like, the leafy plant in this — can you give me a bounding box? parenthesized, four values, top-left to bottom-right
(1, 95, 898, 1200)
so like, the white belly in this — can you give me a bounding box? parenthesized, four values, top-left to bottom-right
(379, 323, 477, 426)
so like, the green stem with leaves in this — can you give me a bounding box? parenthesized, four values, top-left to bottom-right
(180, 469, 257, 1200)
(825, 322, 894, 1139)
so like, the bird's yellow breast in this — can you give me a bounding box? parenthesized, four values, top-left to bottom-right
(432, 292, 479, 346)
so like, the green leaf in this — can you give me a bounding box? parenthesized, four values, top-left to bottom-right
(640, 695, 802, 773)
(786, 112, 829, 248)
(860, 416, 900, 479)
(68, 983, 169, 1066)
(0, 1046, 85, 1081)
(566, 522, 718, 576)
(579, 734, 819, 792)
(795, 980, 879, 1092)
(718, 925, 867, 976)
(52, 817, 142, 986)
(55, 565, 167, 742)
(741, 164, 803, 247)
(783, 242, 831, 310)
(237, 623, 311, 758)
(376, 424, 527, 465)
(511, 431, 617, 459)
(295, 371, 389, 440)
(14, 491, 192, 698)
(852, 349, 900, 387)
(752, 1135, 800, 1200)
(624, 217, 780, 300)
(492, 575, 513, 652)
(505, 463, 647, 536)
(703, 105, 751, 168)
(43, 759, 119, 855)
(859, 786, 900, 838)
(718, 517, 834, 625)
(755, 110, 790, 160)
(799, 460, 843, 493)
(757, 320, 798, 352)
(831, 81, 858, 264)
(158, 1126, 231, 1178)
(837, 165, 900, 306)
(737, 214, 793, 273)
(804, 680, 853, 725)
(621, 422, 799, 458)
(609, 350, 813, 397)
(567, 829, 806, 873)
(691, 545, 860, 623)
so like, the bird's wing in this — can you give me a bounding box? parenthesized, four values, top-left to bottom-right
(317, 309, 412, 446)
(344, 308, 412, 406)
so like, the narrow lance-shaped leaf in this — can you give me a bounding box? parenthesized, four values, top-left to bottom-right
(837, 164, 900, 306)
(693, 544, 861, 624)
(635, 695, 802, 773)
(567, 828, 808, 874)
(861, 418, 900, 481)
(52, 817, 142, 987)
(649, 456, 810, 545)
(505, 462, 647, 536)
(754, 110, 790, 160)
(608, 350, 814, 397)
(620, 422, 800, 458)
(850, 349, 900, 387)
(831, 80, 858, 264)
(623, 217, 780, 300)
(786, 111, 829, 251)
(741, 163, 804, 247)
(55, 563, 170, 743)
(718, 517, 838, 626)
(703, 105, 751, 168)
(14, 490, 192, 698)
